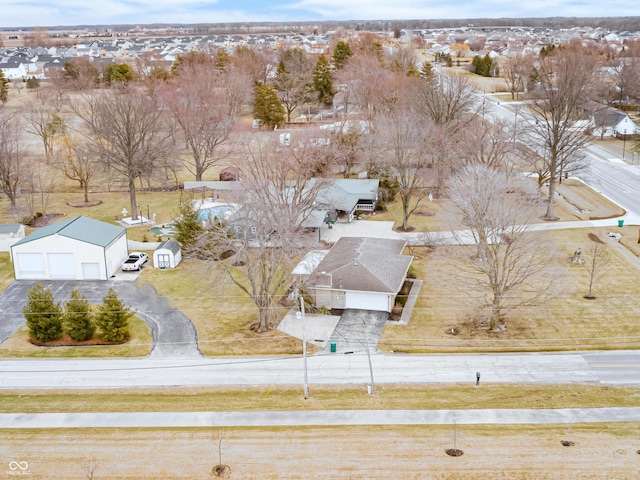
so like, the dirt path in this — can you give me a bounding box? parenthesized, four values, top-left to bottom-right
(4, 424, 639, 479)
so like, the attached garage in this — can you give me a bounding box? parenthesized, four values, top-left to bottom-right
(345, 290, 391, 312)
(11, 216, 128, 281)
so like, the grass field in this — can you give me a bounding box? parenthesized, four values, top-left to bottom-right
(5, 423, 639, 479)
(1, 384, 640, 413)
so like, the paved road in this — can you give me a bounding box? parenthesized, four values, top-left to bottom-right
(2, 407, 640, 429)
(0, 280, 201, 358)
(2, 350, 640, 390)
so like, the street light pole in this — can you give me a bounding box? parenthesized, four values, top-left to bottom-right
(623, 128, 627, 161)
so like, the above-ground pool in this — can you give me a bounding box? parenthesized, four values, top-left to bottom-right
(196, 203, 236, 222)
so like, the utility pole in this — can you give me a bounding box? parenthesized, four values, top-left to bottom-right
(299, 294, 309, 399)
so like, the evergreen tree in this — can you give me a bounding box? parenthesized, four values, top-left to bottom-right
(472, 54, 494, 77)
(95, 289, 132, 343)
(23, 283, 63, 342)
(63, 289, 95, 341)
(312, 54, 334, 106)
(173, 199, 204, 250)
(253, 82, 285, 129)
(406, 62, 420, 78)
(333, 40, 352, 70)
(103, 63, 133, 86)
(0, 68, 8, 103)
(25, 76, 40, 89)
(420, 61, 434, 78)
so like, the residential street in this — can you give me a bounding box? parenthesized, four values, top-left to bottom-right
(1, 350, 640, 389)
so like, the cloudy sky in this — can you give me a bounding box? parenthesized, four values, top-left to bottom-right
(1, 0, 637, 29)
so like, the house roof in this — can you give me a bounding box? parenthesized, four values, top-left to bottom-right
(307, 237, 412, 294)
(308, 178, 379, 213)
(12, 216, 125, 248)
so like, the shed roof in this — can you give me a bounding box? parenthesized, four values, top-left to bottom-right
(156, 240, 181, 255)
(12, 216, 125, 248)
(0, 224, 24, 235)
(307, 237, 412, 294)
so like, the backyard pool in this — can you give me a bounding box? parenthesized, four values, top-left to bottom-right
(196, 203, 236, 222)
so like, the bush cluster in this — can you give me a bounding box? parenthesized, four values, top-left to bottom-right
(23, 284, 133, 343)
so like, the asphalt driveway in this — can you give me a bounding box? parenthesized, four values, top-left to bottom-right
(0, 280, 201, 358)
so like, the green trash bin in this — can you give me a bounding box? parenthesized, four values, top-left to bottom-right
(330, 341, 337, 353)
(618, 220, 624, 227)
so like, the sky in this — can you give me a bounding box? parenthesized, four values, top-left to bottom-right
(1, 0, 638, 29)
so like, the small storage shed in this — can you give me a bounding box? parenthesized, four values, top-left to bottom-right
(153, 240, 182, 269)
(0, 223, 25, 253)
(10, 216, 128, 280)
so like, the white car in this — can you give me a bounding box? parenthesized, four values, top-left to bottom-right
(121, 252, 148, 271)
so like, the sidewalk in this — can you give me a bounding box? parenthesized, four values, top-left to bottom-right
(2, 407, 640, 429)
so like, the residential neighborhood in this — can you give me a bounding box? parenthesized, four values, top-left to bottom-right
(1, 13, 640, 480)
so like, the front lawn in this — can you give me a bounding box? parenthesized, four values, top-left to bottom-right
(0, 316, 152, 358)
(380, 227, 640, 352)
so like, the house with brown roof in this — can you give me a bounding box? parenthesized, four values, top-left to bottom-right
(305, 237, 413, 313)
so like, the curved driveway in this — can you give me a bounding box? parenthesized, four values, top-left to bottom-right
(0, 280, 201, 358)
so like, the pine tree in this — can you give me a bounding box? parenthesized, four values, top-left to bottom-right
(253, 82, 285, 129)
(312, 54, 334, 106)
(173, 200, 203, 250)
(23, 283, 63, 342)
(95, 288, 132, 343)
(0, 68, 8, 103)
(63, 289, 95, 341)
(333, 40, 352, 70)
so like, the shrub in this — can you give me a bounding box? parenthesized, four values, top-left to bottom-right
(23, 283, 63, 342)
(95, 288, 133, 343)
(63, 289, 95, 341)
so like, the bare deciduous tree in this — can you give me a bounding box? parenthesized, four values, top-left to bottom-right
(54, 132, 99, 203)
(23, 88, 65, 163)
(162, 63, 246, 181)
(415, 73, 477, 126)
(271, 48, 315, 123)
(500, 53, 533, 100)
(74, 88, 172, 220)
(0, 108, 29, 209)
(195, 136, 332, 332)
(526, 46, 599, 220)
(453, 117, 515, 172)
(374, 101, 435, 230)
(584, 233, 609, 299)
(448, 164, 561, 331)
(335, 53, 398, 123)
(83, 459, 98, 480)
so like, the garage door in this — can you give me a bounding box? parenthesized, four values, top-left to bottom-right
(345, 291, 389, 312)
(82, 262, 101, 280)
(48, 253, 75, 279)
(16, 253, 45, 279)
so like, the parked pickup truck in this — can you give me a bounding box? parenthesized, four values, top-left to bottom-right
(121, 252, 148, 271)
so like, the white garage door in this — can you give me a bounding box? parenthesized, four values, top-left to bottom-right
(48, 253, 75, 279)
(16, 253, 45, 279)
(82, 262, 101, 280)
(345, 291, 389, 312)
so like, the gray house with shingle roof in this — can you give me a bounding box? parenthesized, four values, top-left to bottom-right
(10, 216, 128, 280)
(306, 237, 412, 312)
